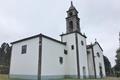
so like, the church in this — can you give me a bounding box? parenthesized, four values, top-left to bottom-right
(9, 2, 106, 80)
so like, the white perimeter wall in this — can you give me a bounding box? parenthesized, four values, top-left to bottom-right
(62, 33, 78, 76)
(41, 37, 66, 76)
(10, 37, 39, 76)
(77, 34, 89, 78)
(93, 44, 106, 78)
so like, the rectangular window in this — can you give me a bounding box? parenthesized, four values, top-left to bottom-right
(71, 45, 74, 50)
(87, 51, 90, 54)
(64, 50, 68, 55)
(59, 57, 63, 64)
(97, 52, 100, 57)
(81, 41, 84, 46)
(21, 45, 27, 54)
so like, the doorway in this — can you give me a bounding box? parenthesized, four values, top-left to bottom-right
(83, 66, 86, 78)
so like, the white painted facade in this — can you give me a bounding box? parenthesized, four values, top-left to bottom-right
(93, 43, 106, 78)
(9, 34, 106, 80)
(10, 35, 67, 80)
(77, 33, 89, 78)
(87, 42, 106, 78)
(41, 37, 66, 79)
(61, 33, 89, 78)
(61, 33, 78, 77)
(87, 48, 95, 77)
(10, 37, 39, 79)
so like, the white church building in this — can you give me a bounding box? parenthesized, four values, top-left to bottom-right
(9, 2, 106, 80)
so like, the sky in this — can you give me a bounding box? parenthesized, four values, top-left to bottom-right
(0, 0, 120, 67)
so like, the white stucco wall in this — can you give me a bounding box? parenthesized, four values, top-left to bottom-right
(10, 37, 39, 76)
(62, 33, 78, 77)
(87, 49, 95, 77)
(77, 34, 89, 78)
(41, 37, 66, 77)
(93, 43, 106, 78)
(9, 33, 106, 79)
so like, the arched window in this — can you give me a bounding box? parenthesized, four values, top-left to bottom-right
(69, 21, 73, 32)
(97, 52, 100, 57)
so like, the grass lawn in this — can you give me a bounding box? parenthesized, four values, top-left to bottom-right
(0, 74, 8, 80)
(64, 77, 120, 80)
(0, 74, 120, 80)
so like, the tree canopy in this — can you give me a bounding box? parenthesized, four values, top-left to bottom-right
(0, 42, 11, 74)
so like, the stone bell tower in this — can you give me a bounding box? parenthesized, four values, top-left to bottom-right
(66, 1, 81, 33)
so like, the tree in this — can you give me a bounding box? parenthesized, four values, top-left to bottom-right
(113, 32, 120, 77)
(103, 55, 112, 76)
(0, 42, 11, 74)
(114, 48, 120, 77)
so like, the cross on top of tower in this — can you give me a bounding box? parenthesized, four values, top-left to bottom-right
(68, 1, 77, 12)
(71, 1, 73, 6)
(69, 1, 75, 10)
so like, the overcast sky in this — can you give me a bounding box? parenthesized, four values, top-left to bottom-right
(0, 0, 120, 66)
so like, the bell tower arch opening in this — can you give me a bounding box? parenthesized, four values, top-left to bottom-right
(69, 21, 73, 32)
